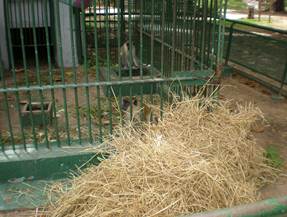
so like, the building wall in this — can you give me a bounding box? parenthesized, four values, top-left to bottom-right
(0, 0, 79, 69)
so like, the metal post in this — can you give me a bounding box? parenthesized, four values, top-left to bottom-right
(225, 22, 235, 65)
(278, 56, 287, 96)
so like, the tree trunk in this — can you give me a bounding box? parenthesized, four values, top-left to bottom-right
(273, 0, 285, 12)
(248, 6, 255, 19)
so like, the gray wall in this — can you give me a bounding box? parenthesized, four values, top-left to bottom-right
(0, 0, 9, 69)
(9, 0, 51, 28)
(0, 0, 79, 69)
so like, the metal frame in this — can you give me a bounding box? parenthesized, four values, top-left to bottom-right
(225, 19, 287, 94)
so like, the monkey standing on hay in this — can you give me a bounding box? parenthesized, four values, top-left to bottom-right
(121, 97, 159, 124)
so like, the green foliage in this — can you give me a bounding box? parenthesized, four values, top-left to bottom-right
(240, 18, 274, 27)
(265, 145, 284, 168)
(227, 0, 247, 10)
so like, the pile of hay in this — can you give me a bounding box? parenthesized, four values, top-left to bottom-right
(49, 98, 277, 217)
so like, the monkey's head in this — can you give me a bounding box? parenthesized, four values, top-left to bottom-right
(121, 97, 138, 111)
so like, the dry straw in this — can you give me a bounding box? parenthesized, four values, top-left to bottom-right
(48, 96, 277, 217)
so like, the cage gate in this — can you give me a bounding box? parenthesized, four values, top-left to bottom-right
(0, 0, 226, 210)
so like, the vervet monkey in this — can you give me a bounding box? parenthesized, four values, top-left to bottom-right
(120, 41, 139, 69)
(121, 97, 158, 124)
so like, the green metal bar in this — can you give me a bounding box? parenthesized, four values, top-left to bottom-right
(171, 0, 176, 75)
(5, 0, 27, 148)
(139, 0, 144, 121)
(190, 0, 197, 70)
(43, 0, 60, 146)
(149, 0, 155, 119)
(0, 130, 3, 152)
(216, 0, 224, 65)
(30, 0, 50, 148)
(200, 0, 208, 70)
(81, 0, 93, 143)
(0, 49, 15, 150)
(180, 0, 188, 71)
(278, 55, 287, 95)
(205, 0, 213, 68)
(224, 22, 235, 65)
(93, 0, 103, 142)
(104, 0, 113, 135)
(69, 1, 82, 144)
(220, 0, 228, 64)
(18, 0, 37, 148)
(117, 0, 123, 126)
(184, 196, 287, 217)
(54, 0, 71, 145)
(160, 0, 166, 119)
(128, 0, 133, 121)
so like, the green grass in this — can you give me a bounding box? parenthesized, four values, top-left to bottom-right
(265, 145, 284, 168)
(227, 0, 247, 10)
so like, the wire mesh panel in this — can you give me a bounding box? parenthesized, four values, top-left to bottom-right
(0, 0, 226, 153)
(225, 20, 287, 85)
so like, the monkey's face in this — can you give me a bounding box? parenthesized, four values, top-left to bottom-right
(121, 97, 138, 111)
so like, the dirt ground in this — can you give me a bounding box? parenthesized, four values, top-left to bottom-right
(221, 75, 287, 199)
(1, 75, 287, 216)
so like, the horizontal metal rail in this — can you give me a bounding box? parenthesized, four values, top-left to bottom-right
(0, 74, 212, 93)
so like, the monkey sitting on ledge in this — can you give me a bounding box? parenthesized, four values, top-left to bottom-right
(120, 41, 140, 70)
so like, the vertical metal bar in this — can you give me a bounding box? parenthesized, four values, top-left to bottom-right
(128, 0, 133, 121)
(171, 0, 177, 75)
(210, 0, 218, 68)
(205, 0, 213, 67)
(5, 0, 27, 148)
(54, 0, 71, 145)
(160, 0, 166, 119)
(18, 0, 37, 147)
(104, 0, 113, 135)
(139, 0, 144, 120)
(225, 23, 235, 65)
(181, 0, 188, 70)
(150, 0, 154, 77)
(0, 49, 15, 150)
(81, 0, 93, 143)
(278, 56, 287, 95)
(117, 0, 123, 125)
(216, 0, 224, 65)
(190, 0, 197, 70)
(200, 0, 207, 70)
(43, 0, 60, 146)
(220, 0, 228, 64)
(149, 0, 155, 118)
(30, 0, 50, 148)
(69, 2, 82, 144)
(93, 0, 103, 142)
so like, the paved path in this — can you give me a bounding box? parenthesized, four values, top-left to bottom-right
(226, 9, 287, 30)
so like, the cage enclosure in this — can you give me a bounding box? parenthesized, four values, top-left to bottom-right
(0, 0, 226, 211)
